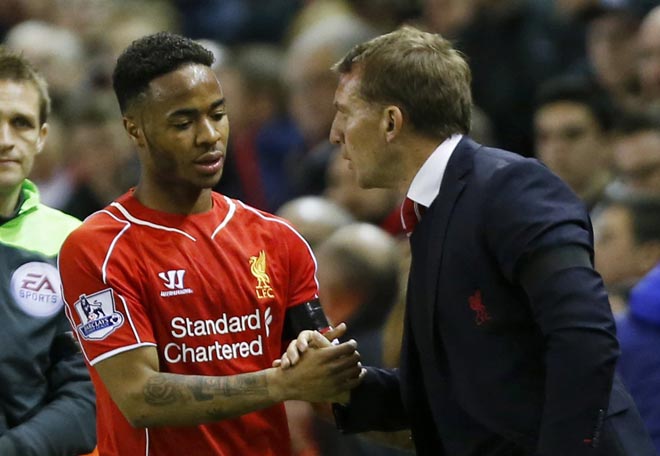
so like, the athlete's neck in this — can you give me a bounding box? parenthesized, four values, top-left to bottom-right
(133, 182, 213, 215)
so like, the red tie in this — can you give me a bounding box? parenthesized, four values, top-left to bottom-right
(400, 197, 426, 236)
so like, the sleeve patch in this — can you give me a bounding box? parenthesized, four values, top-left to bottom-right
(74, 288, 125, 340)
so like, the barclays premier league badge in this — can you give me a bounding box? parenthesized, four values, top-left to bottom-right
(74, 288, 124, 340)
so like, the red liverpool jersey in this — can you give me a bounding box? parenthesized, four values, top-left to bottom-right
(58, 191, 319, 456)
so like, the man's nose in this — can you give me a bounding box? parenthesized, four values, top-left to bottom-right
(0, 122, 14, 151)
(196, 117, 222, 146)
(329, 119, 342, 145)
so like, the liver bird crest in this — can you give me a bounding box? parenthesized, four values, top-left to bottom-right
(249, 250, 270, 289)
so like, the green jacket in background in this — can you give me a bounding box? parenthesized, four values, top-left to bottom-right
(0, 180, 96, 455)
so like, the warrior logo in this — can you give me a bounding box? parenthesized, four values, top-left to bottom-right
(250, 251, 274, 299)
(158, 269, 193, 297)
(74, 288, 124, 340)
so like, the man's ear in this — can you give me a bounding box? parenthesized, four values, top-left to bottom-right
(35, 122, 49, 154)
(383, 106, 403, 142)
(123, 116, 144, 148)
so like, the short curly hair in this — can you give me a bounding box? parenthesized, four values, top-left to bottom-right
(112, 32, 214, 113)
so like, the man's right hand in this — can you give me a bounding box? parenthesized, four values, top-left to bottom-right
(270, 333, 364, 403)
(274, 323, 348, 369)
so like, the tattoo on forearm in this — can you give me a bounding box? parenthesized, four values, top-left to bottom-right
(143, 372, 269, 418)
(203, 374, 270, 420)
(190, 377, 215, 401)
(232, 374, 267, 396)
(189, 373, 268, 401)
(144, 376, 182, 406)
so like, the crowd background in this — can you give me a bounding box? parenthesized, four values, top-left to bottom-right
(2, 0, 660, 454)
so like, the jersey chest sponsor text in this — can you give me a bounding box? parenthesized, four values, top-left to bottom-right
(163, 307, 274, 364)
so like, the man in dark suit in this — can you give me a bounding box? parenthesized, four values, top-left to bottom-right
(280, 26, 655, 455)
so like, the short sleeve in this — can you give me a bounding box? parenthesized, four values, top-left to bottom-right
(280, 222, 319, 308)
(58, 221, 156, 366)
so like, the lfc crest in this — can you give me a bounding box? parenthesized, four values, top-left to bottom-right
(249, 250, 274, 299)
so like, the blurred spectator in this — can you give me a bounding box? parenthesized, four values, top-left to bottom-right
(276, 195, 354, 251)
(555, 0, 657, 19)
(285, 0, 355, 41)
(173, 0, 301, 44)
(283, 13, 377, 195)
(593, 194, 660, 313)
(196, 38, 231, 68)
(208, 44, 304, 212)
(638, 5, 660, 114)
(102, 1, 179, 60)
(0, 0, 30, 39)
(316, 223, 400, 356)
(469, 104, 496, 146)
(380, 243, 411, 370)
(71, 1, 180, 122)
(62, 103, 137, 219)
(585, 4, 643, 111)
(534, 75, 616, 209)
(324, 148, 404, 236)
(4, 20, 85, 112)
(610, 111, 660, 195)
(313, 223, 411, 456)
(448, 0, 587, 155)
(345, 0, 421, 31)
(28, 113, 76, 210)
(616, 262, 660, 453)
(419, 0, 479, 38)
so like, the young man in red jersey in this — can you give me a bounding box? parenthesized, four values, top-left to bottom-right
(58, 32, 363, 456)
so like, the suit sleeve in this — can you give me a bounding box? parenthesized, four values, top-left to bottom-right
(333, 367, 408, 433)
(484, 160, 619, 455)
(0, 313, 96, 455)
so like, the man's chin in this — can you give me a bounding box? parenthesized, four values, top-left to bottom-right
(0, 174, 24, 195)
(199, 169, 224, 189)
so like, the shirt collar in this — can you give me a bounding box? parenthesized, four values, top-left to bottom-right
(407, 134, 462, 208)
(0, 179, 39, 224)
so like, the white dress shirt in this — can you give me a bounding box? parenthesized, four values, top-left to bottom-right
(407, 134, 463, 208)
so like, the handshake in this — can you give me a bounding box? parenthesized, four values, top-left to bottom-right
(270, 323, 366, 405)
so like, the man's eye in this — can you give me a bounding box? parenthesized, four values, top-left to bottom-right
(211, 112, 225, 121)
(562, 128, 587, 140)
(174, 122, 192, 130)
(12, 117, 33, 128)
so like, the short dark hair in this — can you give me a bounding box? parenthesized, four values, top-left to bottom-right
(112, 32, 214, 113)
(0, 46, 50, 125)
(333, 25, 472, 139)
(535, 76, 616, 132)
(603, 194, 660, 244)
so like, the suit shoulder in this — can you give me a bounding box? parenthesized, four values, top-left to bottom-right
(469, 144, 548, 187)
(475, 145, 529, 169)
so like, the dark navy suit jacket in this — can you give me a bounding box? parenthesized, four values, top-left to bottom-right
(335, 137, 655, 456)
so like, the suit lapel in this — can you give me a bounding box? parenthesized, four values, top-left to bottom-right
(412, 137, 475, 345)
